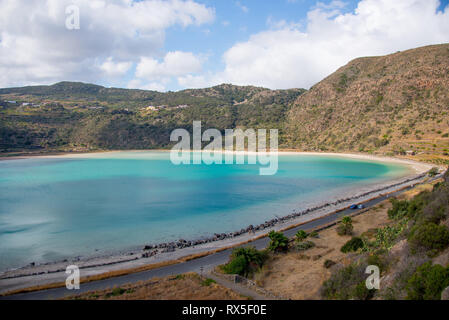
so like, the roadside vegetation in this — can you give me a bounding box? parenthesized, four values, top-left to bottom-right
(216, 171, 449, 300)
(321, 169, 449, 300)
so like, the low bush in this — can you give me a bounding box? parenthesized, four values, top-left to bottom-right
(221, 246, 268, 277)
(201, 278, 217, 286)
(295, 240, 315, 251)
(341, 237, 364, 253)
(337, 216, 354, 236)
(222, 255, 247, 276)
(295, 230, 308, 242)
(320, 263, 375, 300)
(370, 221, 407, 251)
(309, 231, 319, 238)
(388, 198, 409, 220)
(406, 262, 449, 300)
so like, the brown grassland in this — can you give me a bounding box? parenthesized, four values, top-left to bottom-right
(251, 181, 438, 299)
(65, 272, 247, 300)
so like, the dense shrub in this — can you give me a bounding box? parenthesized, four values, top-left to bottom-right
(267, 231, 289, 252)
(201, 278, 217, 286)
(295, 240, 315, 251)
(222, 246, 267, 277)
(369, 221, 407, 251)
(388, 198, 409, 220)
(309, 231, 319, 238)
(341, 237, 364, 253)
(222, 255, 248, 276)
(408, 222, 449, 255)
(406, 262, 449, 300)
(295, 230, 308, 242)
(337, 216, 354, 236)
(366, 253, 386, 272)
(320, 263, 375, 300)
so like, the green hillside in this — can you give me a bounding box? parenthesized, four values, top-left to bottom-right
(0, 83, 304, 152)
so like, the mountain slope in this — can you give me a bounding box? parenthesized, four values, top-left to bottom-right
(0, 83, 305, 152)
(286, 43, 449, 163)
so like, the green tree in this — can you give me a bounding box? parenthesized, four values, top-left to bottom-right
(337, 216, 354, 236)
(406, 262, 449, 300)
(295, 230, 308, 242)
(408, 222, 449, 255)
(268, 231, 289, 252)
(222, 246, 267, 277)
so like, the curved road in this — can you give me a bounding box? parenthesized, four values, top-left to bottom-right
(1, 177, 435, 300)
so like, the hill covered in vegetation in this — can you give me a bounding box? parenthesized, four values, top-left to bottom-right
(286, 43, 449, 164)
(1, 43, 449, 164)
(0, 83, 304, 152)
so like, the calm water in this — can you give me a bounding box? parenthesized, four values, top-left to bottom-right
(0, 151, 410, 271)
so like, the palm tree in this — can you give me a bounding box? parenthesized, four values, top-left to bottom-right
(295, 230, 308, 242)
(268, 231, 289, 252)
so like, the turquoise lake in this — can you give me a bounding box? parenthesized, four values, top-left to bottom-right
(0, 151, 411, 271)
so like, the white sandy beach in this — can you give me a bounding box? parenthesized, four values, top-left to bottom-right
(1, 149, 434, 174)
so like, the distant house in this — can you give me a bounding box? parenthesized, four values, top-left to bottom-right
(7, 100, 17, 104)
(175, 104, 189, 109)
(405, 150, 415, 156)
(22, 102, 30, 106)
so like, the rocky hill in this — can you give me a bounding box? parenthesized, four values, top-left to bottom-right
(286, 43, 449, 164)
(1, 43, 449, 164)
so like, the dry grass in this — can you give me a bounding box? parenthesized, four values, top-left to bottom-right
(254, 200, 395, 299)
(254, 180, 443, 300)
(65, 273, 247, 300)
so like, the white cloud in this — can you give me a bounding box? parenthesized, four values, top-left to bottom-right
(0, 0, 214, 87)
(212, 0, 449, 89)
(236, 1, 249, 13)
(177, 74, 211, 88)
(136, 51, 202, 79)
(99, 57, 132, 77)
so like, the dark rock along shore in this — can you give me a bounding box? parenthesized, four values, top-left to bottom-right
(142, 173, 427, 256)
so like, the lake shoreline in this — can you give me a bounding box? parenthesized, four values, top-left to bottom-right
(0, 155, 437, 294)
(0, 148, 432, 174)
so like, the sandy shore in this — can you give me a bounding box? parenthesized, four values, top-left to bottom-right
(0, 149, 434, 174)
(0, 150, 439, 294)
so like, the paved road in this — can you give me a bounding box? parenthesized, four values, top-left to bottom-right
(1, 178, 433, 300)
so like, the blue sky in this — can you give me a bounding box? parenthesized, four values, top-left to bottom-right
(1, 0, 449, 91)
(160, 0, 362, 89)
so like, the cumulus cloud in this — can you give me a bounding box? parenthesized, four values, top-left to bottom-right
(213, 0, 449, 89)
(0, 0, 214, 87)
(99, 57, 132, 77)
